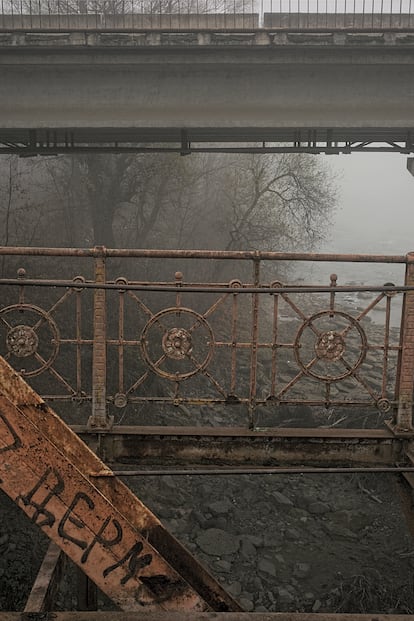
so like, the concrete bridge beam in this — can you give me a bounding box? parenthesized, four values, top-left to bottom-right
(0, 42, 413, 151)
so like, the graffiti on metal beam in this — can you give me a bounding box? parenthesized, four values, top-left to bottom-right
(0, 391, 209, 611)
(2, 430, 157, 591)
(0, 410, 22, 453)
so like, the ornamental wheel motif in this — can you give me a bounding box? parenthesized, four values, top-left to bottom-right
(0, 304, 60, 377)
(141, 307, 214, 381)
(294, 310, 367, 382)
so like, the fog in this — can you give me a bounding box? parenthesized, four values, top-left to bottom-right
(322, 153, 414, 255)
(308, 153, 413, 320)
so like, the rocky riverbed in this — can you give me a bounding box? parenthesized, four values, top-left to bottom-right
(1, 469, 414, 613)
(134, 471, 414, 614)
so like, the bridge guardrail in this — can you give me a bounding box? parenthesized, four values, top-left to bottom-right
(0, 246, 413, 433)
(1, 1, 414, 32)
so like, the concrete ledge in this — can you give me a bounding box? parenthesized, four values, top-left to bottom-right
(285, 32, 334, 45)
(0, 29, 413, 47)
(346, 32, 385, 44)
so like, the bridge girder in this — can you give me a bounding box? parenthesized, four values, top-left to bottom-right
(0, 42, 414, 155)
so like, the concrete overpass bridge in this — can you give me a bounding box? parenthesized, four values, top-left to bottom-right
(0, 4, 414, 155)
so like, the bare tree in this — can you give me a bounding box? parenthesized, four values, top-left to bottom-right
(213, 153, 336, 252)
(0, 151, 336, 262)
(44, 153, 191, 248)
(0, 157, 49, 249)
(5, 0, 254, 15)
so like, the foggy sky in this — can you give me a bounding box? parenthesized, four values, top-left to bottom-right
(321, 153, 414, 255)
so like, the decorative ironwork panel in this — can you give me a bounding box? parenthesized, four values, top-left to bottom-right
(0, 248, 408, 429)
(0, 270, 94, 406)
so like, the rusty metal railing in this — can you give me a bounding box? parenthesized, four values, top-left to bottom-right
(0, 246, 413, 433)
(1, 0, 414, 32)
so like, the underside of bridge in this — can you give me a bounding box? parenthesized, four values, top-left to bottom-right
(0, 12, 414, 156)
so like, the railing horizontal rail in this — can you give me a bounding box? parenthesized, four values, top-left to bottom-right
(0, 246, 408, 262)
(0, 278, 413, 294)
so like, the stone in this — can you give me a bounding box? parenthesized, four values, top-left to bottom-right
(272, 491, 294, 506)
(243, 487, 257, 503)
(160, 474, 179, 490)
(253, 576, 263, 590)
(207, 499, 233, 515)
(227, 581, 242, 596)
(293, 562, 311, 578)
(312, 599, 322, 612)
(258, 558, 277, 577)
(244, 534, 262, 547)
(277, 586, 295, 604)
(156, 505, 175, 519)
(308, 501, 331, 515)
(239, 597, 254, 611)
(328, 509, 352, 528)
(262, 532, 281, 547)
(285, 527, 301, 540)
(240, 538, 257, 559)
(295, 491, 315, 510)
(164, 518, 181, 533)
(205, 516, 228, 530)
(267, 590, 276, 603)
(196, 528, 240, 556)
(190, 509, 208, 528)
(289, 507, 309, 519)
(199, 483, 214, 497)
(348, 511, 374, 531)
(215, 559, 232, 572)
(323, 522, 358, 540)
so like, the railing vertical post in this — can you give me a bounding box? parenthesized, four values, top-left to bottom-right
(87, 246, 112, 430)
(248, 255, 260, 429)
(77, 569, 98, 611)
(395, 252, 414, 433)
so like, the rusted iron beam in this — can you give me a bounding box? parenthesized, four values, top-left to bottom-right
(77, 569, 98, 612)
(23, 542, 65, 613)
(104, 466, 414, 476)
(0, 612, 412, 620)
(74, 426, 402, 467)
(0, 393, 210, 611)
(0, 357, 241, 613)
